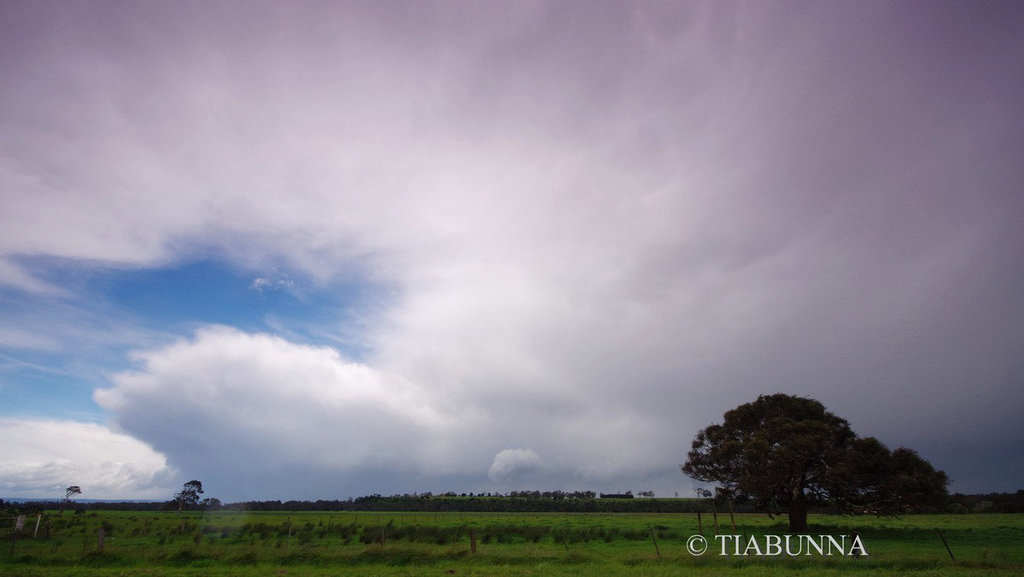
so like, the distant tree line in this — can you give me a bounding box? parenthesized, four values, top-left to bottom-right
(1, 493, 717, 514)
(4, 490, 1021, 515)
(944, 491, 1024, 514)
(223, 493, 718, 513)
(0, 497, 221, 514)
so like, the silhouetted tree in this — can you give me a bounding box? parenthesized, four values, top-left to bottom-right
(60, 485, 81, 513)
(682, 394, 948, 532)
(175, 480, 204, 513)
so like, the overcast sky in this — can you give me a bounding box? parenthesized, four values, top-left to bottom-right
(2, 1, 1022, 502)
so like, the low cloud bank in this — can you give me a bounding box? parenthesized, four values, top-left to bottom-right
(0, 419, 172, 499)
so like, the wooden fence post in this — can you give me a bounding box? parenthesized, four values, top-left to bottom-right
(649, 526, 661, 558)
(711, 499, 719, 535)
(936, 529, 956, 562)
(9, 516, 24, 556)
(729, 500, 736, 534)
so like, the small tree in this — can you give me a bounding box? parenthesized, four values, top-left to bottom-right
(175, 480, 204, 513)
(682, 394, 948, 532)
(60, 485, 81, 513)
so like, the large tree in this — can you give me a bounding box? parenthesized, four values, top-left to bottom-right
(682, 394, 948, 532)
(175, 480, 204, 513)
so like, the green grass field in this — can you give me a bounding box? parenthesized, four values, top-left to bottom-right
(3, 511, 1021, 576)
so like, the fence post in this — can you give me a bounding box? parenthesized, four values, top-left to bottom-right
(936, 529, 956, 562)
(649, 526, 661, 558)
(728, 500, 736, 534)
(711, 499, 719, 535)
(9, 516, 23, 555)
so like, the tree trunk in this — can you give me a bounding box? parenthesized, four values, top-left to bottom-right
(788, 497, 809, 533)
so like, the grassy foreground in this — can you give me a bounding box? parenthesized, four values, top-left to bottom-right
(2, 511, 1021, 576)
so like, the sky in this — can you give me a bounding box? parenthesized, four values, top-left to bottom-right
(1, 1, 1022, 502)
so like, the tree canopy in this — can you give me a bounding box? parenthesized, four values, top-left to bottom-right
(682, 393, 948, 532)
(59, 485, 81, 512)
(175, 480, 204, 513)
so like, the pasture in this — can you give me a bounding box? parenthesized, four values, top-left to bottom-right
(3, 511, 1022, 576)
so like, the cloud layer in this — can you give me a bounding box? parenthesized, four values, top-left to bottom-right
(0, 419, 171, 499)
(2, 2, 1022, 498)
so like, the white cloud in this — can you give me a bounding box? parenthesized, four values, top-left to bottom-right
(0, 419, 173, 499)
(249, 276, 295, 293)
(94, 326, 457, 497)
(488, 449, 541, 482)
(92, 324, 696, 499)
